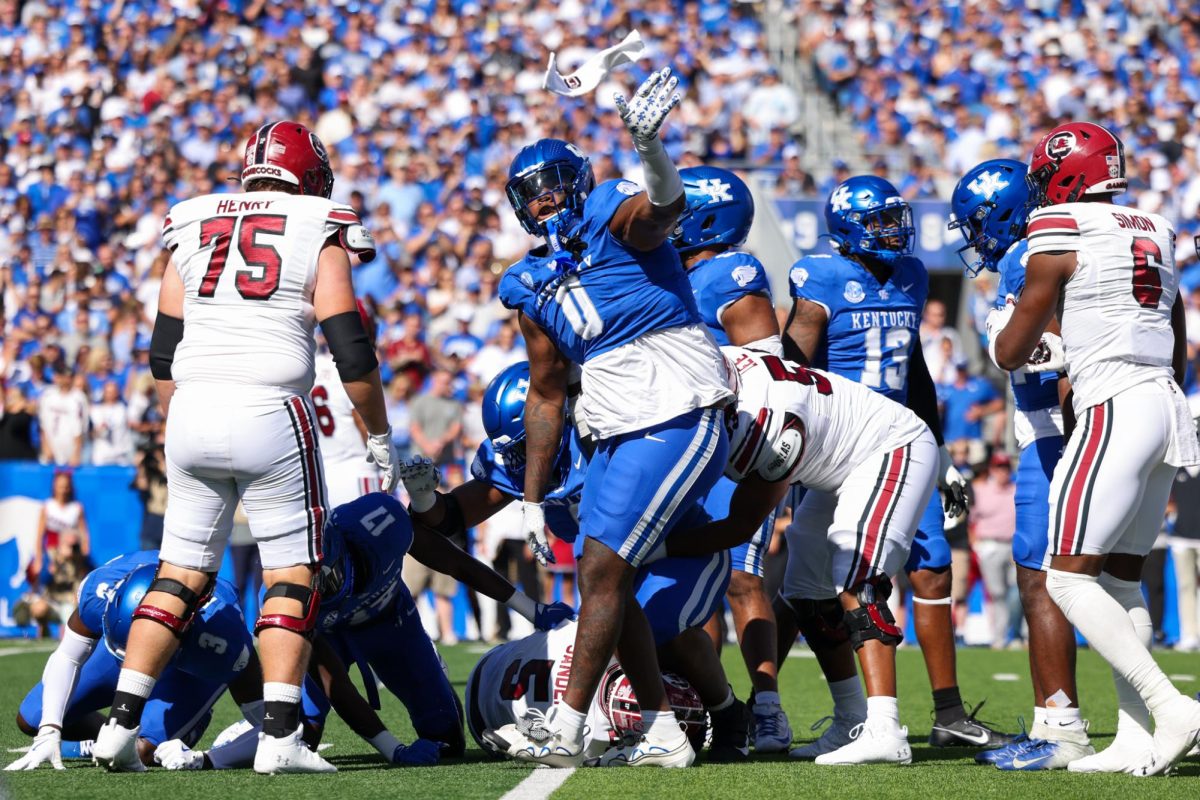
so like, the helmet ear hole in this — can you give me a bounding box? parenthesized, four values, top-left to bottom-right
(700, 214, 716, 232)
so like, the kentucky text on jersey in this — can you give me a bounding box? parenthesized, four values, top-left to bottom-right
(848, 310, 920, 331)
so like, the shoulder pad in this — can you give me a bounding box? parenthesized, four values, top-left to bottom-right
(340, 224, 376, 263)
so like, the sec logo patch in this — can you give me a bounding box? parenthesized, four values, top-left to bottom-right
(843, 280, 865, 303)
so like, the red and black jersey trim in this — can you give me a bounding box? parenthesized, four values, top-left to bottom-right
(846, 443, 911, 588)
(731, 407, 773, 477)
(285, 395, 328, 563)
(327, 208, 360, 226)
(1054, 399, 1113, 556)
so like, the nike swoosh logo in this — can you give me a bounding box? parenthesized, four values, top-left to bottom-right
(933, 726, 990, 745)
(574, 456, 584, 469)
(1011, 752, 1051, 769)
(901, 283, 914, 293)
(644, 434, 666, 443)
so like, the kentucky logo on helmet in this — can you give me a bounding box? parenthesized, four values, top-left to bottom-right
(967, 170, 1009, 197)
(830, 184, 853, 212)
(1047, 132, 1076, 160)
(697, 178, 733, 203)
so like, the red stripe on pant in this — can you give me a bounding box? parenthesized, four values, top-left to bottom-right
(853, 445, 907, 586)
(289, 396, 325, 559)
(1058, 403, 1107, 556)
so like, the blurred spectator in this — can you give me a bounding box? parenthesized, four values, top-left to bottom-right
(0, 386, 38, 460)
(30, 471, 90, 588)
(386, 373, 415, 459)
(544, 532, 577, 605)
(470, 322, 524, 388)
(937, 359, 1004, 453)
(90, 380, 133, 466)
(23, 532, 90, 639)
(970, 452, 1019, 648)
(38, 367, 88, 466)
(920, 299, 963, 382)
(487, 501, 542, 643)
(132, 443, 168, 550)
(1170, 468, 1200, 651)
(410, 369, 463, 468)
(402, 557, 461, 647)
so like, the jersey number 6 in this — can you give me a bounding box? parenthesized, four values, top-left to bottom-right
(197, 214, 287, 301)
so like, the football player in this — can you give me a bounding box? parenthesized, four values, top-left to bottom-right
(95, 121, 398, 774)
(403, 362, 754, 763)
(657, 347, 939, 765)
(671, 166, 791, 752)
(781, 176, 1009, 756)
(951, 159, 1093, 770)
(491, 68, 732, 767)
(995, 122, 1200, 775)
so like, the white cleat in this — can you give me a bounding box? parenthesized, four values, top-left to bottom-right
(253, 727, 336, 774)
(1149, 696, 1200, 772)
(752, 701, 793, 754)
(1068, 729, 1157, 774)
(789, 714, 864, 760)
(814, 721, 911, 766)
(91, 719, 146, 772)
(593, 734, 695, 768)
(482, 708, 586, 768)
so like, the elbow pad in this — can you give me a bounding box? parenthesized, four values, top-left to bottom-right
(340, 224, 377, 263)
(322, 310, 379, 382)
(149, 313, 184, 380)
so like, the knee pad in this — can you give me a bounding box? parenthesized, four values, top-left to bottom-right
(255, 578, 320, 638)
(779, 595, 848, 649)
(844, 576, 902, 650)
(133, 572, 216, 637)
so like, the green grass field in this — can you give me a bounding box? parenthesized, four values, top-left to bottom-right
(2, 640, 1199, 799)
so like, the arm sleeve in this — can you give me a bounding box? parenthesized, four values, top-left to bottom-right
(1025, 209, 1082, 255)
(906, 339, 945, 446)
(36, 628, 98, 728)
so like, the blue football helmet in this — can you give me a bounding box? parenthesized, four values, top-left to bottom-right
(506, 139, 595, 249)
(102, 563, 158, 659)
(317, 515, 355, 610)
(949, 159, 1034, 276)
(671, 166, 755, 254)
(482, 361, 570, 479)
(824, 175, 914, 264)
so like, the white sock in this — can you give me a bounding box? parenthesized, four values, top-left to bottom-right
(368, 730, 401, 759)
(1033, 707, 1047, 728)
(1046, 569, 1181, 716)
(641, 709, 685, 742)
(116, 669, 156, 699)
(1098, 573, 1154, 738)
(830, 676, 867, 719)
(866, 695, 900, 729)
(553, 702, 588, 745)
(1044, 705, 1085, 734)
(708, 688, 734, 712)
(262, 682, 302, 704)
(753, 690, 781, 709)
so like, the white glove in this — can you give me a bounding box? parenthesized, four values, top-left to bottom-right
(366, 427, 400, 493)
(154, 739, 205, 770)
(5, 725, 63, 770)
(614, 67, 681, 144)
(984, 295, 1016, 370)
(937, 445, 970, 518)
(1025, 331, 1067, 373)
(398, 455, 441, 513)
(521, 501, 554, 566)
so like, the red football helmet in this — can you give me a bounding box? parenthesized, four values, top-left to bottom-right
(241, 120, 334, 198)
(1028, 121, 1126, 207)
(600, 665, 708, 751)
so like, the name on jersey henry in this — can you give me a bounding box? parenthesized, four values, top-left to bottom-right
(849, 310, 919, 330)
(214, 198, 277, 214)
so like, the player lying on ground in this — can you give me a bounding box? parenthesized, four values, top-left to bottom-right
(673, 166, 792, 753)
(401, 363, 754, 762)
(657, 346, 943, 766)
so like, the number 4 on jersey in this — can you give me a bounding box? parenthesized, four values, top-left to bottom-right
(198, 214, 287, 300)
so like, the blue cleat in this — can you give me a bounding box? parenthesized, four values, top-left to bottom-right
(993, 725, 1093, 771)
(975, 732, 1030, 765)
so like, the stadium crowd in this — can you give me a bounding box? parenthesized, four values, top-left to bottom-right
(1, 0, 1199, 650)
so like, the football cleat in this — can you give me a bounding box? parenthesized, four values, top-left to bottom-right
(814, 721, 912, 766)
(707, 698, 752, 762)
(751, 699, 793, 754)
(929, 702, 1015, 748)
(92, 719, 146, 772)
(483, 708, 586, 768)
(593, 733, 695, 768)
(789, 714, 863, 760)
(253, 727, 336, 774)
(1148, 695, 1200, 771)
(1067, 730, 1158, 775)
(975, 732, 1030, 765)
(995, 723, 1092, 771)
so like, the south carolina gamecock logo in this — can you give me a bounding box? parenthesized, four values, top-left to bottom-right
(1046, 131, 1076, 160)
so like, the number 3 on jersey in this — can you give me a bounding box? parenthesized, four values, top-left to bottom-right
(861, 327, 911, 392)
(198, 214, 287, 300)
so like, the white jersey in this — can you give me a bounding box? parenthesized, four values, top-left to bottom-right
(162, 191, 364, 396)
(312, 352, 380, 506)
(722, 347, 929, 492)
(1025, 203, 1177, 411)
(465, 622, 617, 758)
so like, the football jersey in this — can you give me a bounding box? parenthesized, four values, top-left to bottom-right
(499, 179, 730, 439)
(312, 352, 368, 466)
(469, 427, 588, 541)
(316, 494, 415, 632)
(687, 250, 778, 351)
(78, 551, 252, 684)
(991, 240, 1063, 449)
(1025, 204, 1177, 411)
(163, 191, 365, 395)
(788, 252, 929, 404)
(723, 347, 929, 492)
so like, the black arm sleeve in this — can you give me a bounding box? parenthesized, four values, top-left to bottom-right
(906, 338, 944, 446)
(149, 313, 184, 380)
(321, 310, 378, 382)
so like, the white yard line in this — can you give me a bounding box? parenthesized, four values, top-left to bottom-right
(0, 644, 56, 657)
(498, 768, 577, 800)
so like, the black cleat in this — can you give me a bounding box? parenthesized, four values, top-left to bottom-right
(929, 701, 1017, 748)
(706, 698, 752, 762)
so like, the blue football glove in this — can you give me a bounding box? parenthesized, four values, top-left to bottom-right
(533, 601, 576, 630)
(391, 738, 443, 766)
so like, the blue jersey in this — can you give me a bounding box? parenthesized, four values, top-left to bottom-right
(687, 251, 772, 346)
(78, 551, 251, 685)
(470, 427, 588, 541)
(318, 495, 415, 631)
(789, 252, 928, 404)
(994, 240, 1059, 412)
(498, 179, 700, 364)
